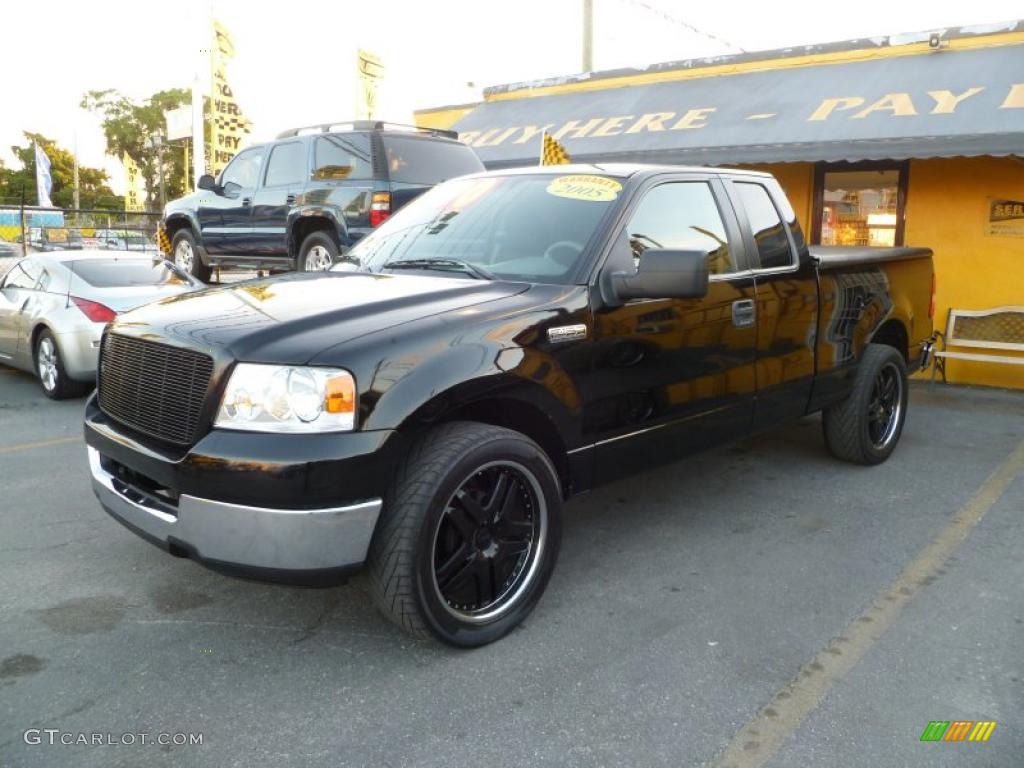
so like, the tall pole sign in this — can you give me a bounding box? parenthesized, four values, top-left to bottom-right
(356, 50, 385, 121)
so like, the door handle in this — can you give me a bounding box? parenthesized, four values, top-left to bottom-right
(732, 299, 756, 328)
(241, 197, 251, 207)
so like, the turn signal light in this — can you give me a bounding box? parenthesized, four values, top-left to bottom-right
(325, 374, 355, 414)
(71, 296, 117, 324)
(370, 191, 391, 227)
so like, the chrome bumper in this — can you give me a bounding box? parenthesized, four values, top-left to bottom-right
(919, 336, 936, 371)
(88, 447, 382, 574)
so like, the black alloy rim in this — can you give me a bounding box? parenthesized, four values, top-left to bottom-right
(868, 362, 903, 447)
(431, 461, 545, 622)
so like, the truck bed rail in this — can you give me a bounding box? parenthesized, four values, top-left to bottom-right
(810, 245, 933, 270)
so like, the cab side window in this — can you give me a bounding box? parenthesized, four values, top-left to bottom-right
(625, 182, 735, 275)
(735, 182, 795, 270)
(263, 142, 306, 187)
(220, 148, 264, 189)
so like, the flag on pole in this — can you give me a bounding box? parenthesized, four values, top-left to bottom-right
(356, 49, 385, 121)
(34, 144, 53, 207)
(540, 131, 571, 166)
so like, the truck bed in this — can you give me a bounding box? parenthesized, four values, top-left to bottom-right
(810, 245, 933, 270)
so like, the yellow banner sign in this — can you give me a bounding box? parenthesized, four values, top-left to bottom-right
(210, 19, 252, 176)
(356, 49, 384, 121)
(123, 153, 146, 212)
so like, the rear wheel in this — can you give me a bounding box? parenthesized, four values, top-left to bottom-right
(35, 330, 89, 400)
(822, 343, 908, 465)
(171, 229, 211, 282)
(297, 231, 338, 271)
(368, 422, 562, 647)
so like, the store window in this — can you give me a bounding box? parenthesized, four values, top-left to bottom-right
(813, 162, 907, 247)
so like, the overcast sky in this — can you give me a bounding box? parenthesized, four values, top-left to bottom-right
(2, 0, 1018, 194)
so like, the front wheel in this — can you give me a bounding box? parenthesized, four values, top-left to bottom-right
(171, 229, 211, 282)
(823, 343, 909, 465)
(367, 422, 562, 647)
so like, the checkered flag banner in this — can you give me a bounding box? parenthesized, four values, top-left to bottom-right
(540, 131, 571, 166)
(156, 225, 172, 255)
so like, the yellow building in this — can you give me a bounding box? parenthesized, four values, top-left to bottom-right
(417, 22, 1024, 389)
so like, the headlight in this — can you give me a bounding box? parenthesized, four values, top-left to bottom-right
(215, 364, 356, 433)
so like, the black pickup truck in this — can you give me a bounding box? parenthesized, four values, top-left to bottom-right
(85, 165, 935, 646)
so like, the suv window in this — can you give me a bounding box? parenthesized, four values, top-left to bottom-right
(313, 134, 372, 181)
(220, 147, 264, 189)
(381, 136, 483, 185)
(264, 142, 306, 187)
(735, 182, 795, 270)
(625, 182, 736, 275)
(3, 259, 41, 289)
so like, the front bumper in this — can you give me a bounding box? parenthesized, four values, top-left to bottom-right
(89, 447, 382, 582)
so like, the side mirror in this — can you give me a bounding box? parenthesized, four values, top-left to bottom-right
(197, 174, 217, 192)
(612, 248, 710, 301)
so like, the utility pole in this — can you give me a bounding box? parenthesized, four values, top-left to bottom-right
(582, 0, 593, 72)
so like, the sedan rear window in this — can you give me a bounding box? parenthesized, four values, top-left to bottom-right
(70, 260, 192, 287)
(382, 136, 484, 185)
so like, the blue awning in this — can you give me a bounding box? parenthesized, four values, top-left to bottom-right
(453, 45, 1024, 167)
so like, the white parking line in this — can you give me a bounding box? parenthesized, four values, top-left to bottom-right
(710, 438, 1024, 768)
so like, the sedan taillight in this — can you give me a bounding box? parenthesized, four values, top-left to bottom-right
(71, 296, 117, 323)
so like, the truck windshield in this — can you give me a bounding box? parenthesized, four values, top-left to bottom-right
(334, 174, 623, 284)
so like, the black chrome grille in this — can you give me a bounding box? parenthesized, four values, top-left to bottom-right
(98, 334, 214, 446)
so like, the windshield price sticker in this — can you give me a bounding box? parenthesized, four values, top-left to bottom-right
(547, 175, 622, 202)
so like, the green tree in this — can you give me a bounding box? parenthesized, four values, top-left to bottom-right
(81, 88, 191, 208)
(0, 132, 121, 209)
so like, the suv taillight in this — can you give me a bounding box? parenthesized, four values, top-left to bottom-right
(370, 192, 391, 227)
(71, 296, 117, 323)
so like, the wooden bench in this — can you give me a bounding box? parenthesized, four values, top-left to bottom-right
(932, 306, 1024, 382)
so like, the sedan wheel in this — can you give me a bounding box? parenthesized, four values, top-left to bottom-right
(37, 336, 58, 393)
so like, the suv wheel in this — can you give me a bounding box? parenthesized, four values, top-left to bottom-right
(171, 229, 211, 282)
(297, 232, 338, 272)
(368, 422, 563, 647)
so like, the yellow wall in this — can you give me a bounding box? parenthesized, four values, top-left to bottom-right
(760, 156, 1024, 390)
(904, 156, 1024, 388)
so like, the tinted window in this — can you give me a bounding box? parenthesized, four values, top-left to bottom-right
(220, 147, 264, 188)
(264, 142, 306, 187)
(735, 182, 794, 269)
(337, 174, 619, 284)
(381, 136, 484, 184)
(313, 134, 372, 181)
(626, 182, 735, 275)
(71, 260, 192, 287)
(3, 259, 41, 289)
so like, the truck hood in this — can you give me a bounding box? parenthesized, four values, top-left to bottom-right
(108, 271, 530, 363)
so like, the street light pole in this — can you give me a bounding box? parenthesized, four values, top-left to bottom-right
(582, 0, 593, 72)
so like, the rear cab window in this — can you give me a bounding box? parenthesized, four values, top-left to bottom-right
(381, 136, 484, 185)
(70, 260, 193, 288)
(734, 182, 797, 270)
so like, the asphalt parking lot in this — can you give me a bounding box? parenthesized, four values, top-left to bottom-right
(1, 368, 1022, 768)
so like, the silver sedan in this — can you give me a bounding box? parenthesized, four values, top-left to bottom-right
(0, 250, 203, 398)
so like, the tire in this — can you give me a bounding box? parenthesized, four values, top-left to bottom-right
(171, 228, 211, 282)
(367, 422, 563, 647)
(822, 343, 909, 465)
(297, 231, 338, 272)
(35, 330, 89, 400)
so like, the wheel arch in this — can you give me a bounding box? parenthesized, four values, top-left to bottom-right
(288, 211, 345, 258)
(869, 318, 909, 362)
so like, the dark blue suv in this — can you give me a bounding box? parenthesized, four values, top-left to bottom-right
(162, 121, 484, 279)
